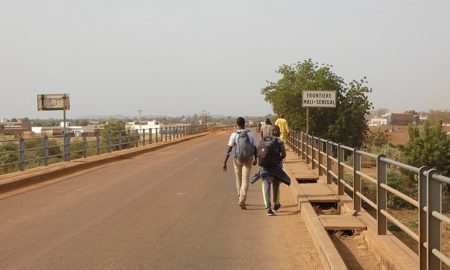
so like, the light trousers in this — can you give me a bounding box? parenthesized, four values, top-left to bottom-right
(233, 159, 253, 203)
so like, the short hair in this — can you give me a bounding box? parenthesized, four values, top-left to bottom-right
(265, 118, 272, 125)
(236, 117, 245, 127)
(273, 125, 281, 132)
(280, 114, 284, 118)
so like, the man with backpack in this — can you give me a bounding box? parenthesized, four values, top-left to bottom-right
(223, 117, 257, 210)
(252, 125, 290, 216)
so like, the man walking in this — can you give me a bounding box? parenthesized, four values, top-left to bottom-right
(275, 114, 289, 142)
(223, 117, 257, 210)
(252, 125, 290, 216)
(260, 118, 274, 139)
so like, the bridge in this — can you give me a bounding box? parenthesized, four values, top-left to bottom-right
(0, 127, 449, 269)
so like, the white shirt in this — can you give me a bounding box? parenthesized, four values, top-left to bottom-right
(227, 129, 257, 147)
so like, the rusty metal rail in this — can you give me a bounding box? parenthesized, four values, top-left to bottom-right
(0, 124, 211, 175)
(287, 130, 450, 270)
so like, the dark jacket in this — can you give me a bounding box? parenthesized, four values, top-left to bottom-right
(251, 165, 291, 186)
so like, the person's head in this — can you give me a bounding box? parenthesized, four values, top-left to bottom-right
(280, 114, 284, 119)
(236, 117, 245, 129)
(273, 125, 281, 137)
(265, 118, 272, 125)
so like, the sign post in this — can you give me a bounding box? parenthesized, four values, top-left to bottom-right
(37, 94, 71, 134)
(302, 90, 336, 134)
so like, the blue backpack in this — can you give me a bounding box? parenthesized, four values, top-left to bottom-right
(234, 130, 254, 163)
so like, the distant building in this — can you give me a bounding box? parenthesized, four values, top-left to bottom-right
(388, 113, 419, 126)
(31, 126, 64, 136)
(0, 120, 31, 136)
(31, 122, 104, 137)
(368, 118, 388, 127)
(125, 120, 161, 134)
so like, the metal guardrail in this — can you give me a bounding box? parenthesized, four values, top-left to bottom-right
(287, 130, 450, 270)
(0, 124, 215, 176)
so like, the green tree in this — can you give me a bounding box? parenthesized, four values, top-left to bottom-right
(262, 59, 372, 147)
(100, 121, 136, 151)
(401, 121, 450, 176)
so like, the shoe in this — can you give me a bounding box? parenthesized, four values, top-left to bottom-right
(274, 203, 281, 211)
(239, 202, 247, 210)
(267, 209, 275, 216)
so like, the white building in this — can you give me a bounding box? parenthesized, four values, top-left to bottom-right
(126, 120, 162, 134)
(368, 118, 388, 127)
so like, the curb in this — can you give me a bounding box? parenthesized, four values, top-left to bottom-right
(0, 133, 209, 194)
(284, 150, 348, 270)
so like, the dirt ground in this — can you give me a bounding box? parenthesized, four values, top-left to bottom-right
(330, 231, 383, 270)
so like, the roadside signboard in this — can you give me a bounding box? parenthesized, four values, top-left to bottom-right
(37, 94, 70, 111)
(302, 90, 336, 108)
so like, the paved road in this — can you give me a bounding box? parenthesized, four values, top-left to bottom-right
(0, 130, 322, 270)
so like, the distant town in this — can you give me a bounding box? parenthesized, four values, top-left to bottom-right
(1, 110, 449, 143)
(0, 114, 265, 138)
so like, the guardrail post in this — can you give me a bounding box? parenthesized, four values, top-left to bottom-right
(64, 134, 71, 161)
(135, 130, 139, 147)
(43, 135, 49, 166)
(353, 148, 361, 212)
(108, 131, 112, 153)
(301, 132, 306, 159)
(19, 137, 25, 171)
(291, 131, 295, 154)
(418, 166, 428, 270)
(306, 135, 310, 164)
(118, 132, 122, 150)
(96, 133, 100, 155)
(149, 128, 153, 144)
(337, 144, 344, 195)
(155, 128, 159, 143)
(312, 137, 317, 169)
(326, 140, 332, 184)
(82, 133, 87, 158)
(376, 154, 387, 235)
(169, 127, 172, 140)
(127, 130, 131, 147)
(142, 129, 146, 146)
(293, 131, 297, 154)
(318, 140, 323, 176)
(165, 127, 168, 142)
(427, 169, 441, 270)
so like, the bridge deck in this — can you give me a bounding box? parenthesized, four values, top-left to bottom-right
(0, 131, 324, 270)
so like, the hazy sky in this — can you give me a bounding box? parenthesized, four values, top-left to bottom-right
(1, 0, 449, 119)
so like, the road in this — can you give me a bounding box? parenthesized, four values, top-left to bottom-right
(0, 130, 323, 270)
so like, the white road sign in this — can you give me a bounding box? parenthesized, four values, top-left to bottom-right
(302, 90, 336, 108)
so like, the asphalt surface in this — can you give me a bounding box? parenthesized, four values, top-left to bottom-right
(0, 130, 322, 270)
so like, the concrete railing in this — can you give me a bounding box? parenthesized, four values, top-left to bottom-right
(0, 124, 211, 176)
(287, 130, 450, 270)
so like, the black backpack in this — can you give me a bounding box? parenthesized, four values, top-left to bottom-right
(257, 136, 280, 168)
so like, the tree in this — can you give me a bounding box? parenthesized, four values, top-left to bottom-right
(401, 121, 450, 176)
(428, 110, 450, 125)
(262, 59, 372, 147)
(101, 121, 127, 150)
(371, 108, 389, 117)
(404, 110, 419, 115)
